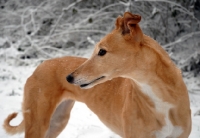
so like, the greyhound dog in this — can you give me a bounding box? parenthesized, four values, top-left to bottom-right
(4, 12, 191, 138)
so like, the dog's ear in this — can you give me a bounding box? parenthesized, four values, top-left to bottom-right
(115, 16, 123, 30)
(123, 12, 141, 35)
(115, 12, 143, 42)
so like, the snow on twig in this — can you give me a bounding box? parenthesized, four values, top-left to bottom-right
(44, 0, 84, 44)
(50, 29, 107, 38)
(77, 3, 123, 26)
(163, 31, 200, 48)
(135, 0, 200, 23)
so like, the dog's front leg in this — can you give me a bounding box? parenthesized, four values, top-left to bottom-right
(122, 91, 150, 138)
(45, 99, 75, 138)
(122, 105, 136, 138)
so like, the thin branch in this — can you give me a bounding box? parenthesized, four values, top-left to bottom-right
(62, 0, 83, 11)
(163, 31, 200, 48)
(37, 45, 69, 55)
(136, 0, 200, 23)
(44, 0, 84, 44)
(78, 3, 124, 25)
(50, 29, 108, 38)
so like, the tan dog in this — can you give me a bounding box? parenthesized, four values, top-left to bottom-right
(3, 12, 191, 138)
(67, 12, 191, 137)
(4, 57, 143, 138)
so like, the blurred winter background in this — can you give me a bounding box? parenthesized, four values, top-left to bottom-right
(0, 0, 200, 137)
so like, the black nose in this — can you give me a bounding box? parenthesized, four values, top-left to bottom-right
(66, 74, 74, 83)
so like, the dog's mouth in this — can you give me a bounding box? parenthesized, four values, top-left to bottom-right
(80, 76, 105, 88)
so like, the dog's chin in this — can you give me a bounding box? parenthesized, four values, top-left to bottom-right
(79, 76, 106, 89)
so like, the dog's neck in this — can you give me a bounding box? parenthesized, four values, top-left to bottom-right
(122, 35, 182, 100)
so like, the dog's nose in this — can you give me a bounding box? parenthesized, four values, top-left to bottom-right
(66, 74, 74, 83)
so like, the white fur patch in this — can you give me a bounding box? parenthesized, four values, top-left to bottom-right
(137, 82, 183, 138)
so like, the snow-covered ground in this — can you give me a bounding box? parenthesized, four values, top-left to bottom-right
(0, 49, 200, 138)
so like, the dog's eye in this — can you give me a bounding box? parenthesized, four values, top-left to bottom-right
(98, 49, 107, 56)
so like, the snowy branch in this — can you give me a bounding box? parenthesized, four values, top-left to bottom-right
(163, 31, 200, 48)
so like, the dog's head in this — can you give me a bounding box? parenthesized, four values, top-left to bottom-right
(67, 12, 143, 88)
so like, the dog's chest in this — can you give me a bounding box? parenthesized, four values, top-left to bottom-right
(139, 83, 183, 138)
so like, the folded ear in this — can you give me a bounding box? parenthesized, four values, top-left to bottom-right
(123, 12, 141, 35)
(115, 12, 143, 42)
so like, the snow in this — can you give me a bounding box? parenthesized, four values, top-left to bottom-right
(0, 52, 200, 138)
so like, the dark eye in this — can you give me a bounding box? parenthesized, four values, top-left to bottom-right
(98, 49, 107, 56)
